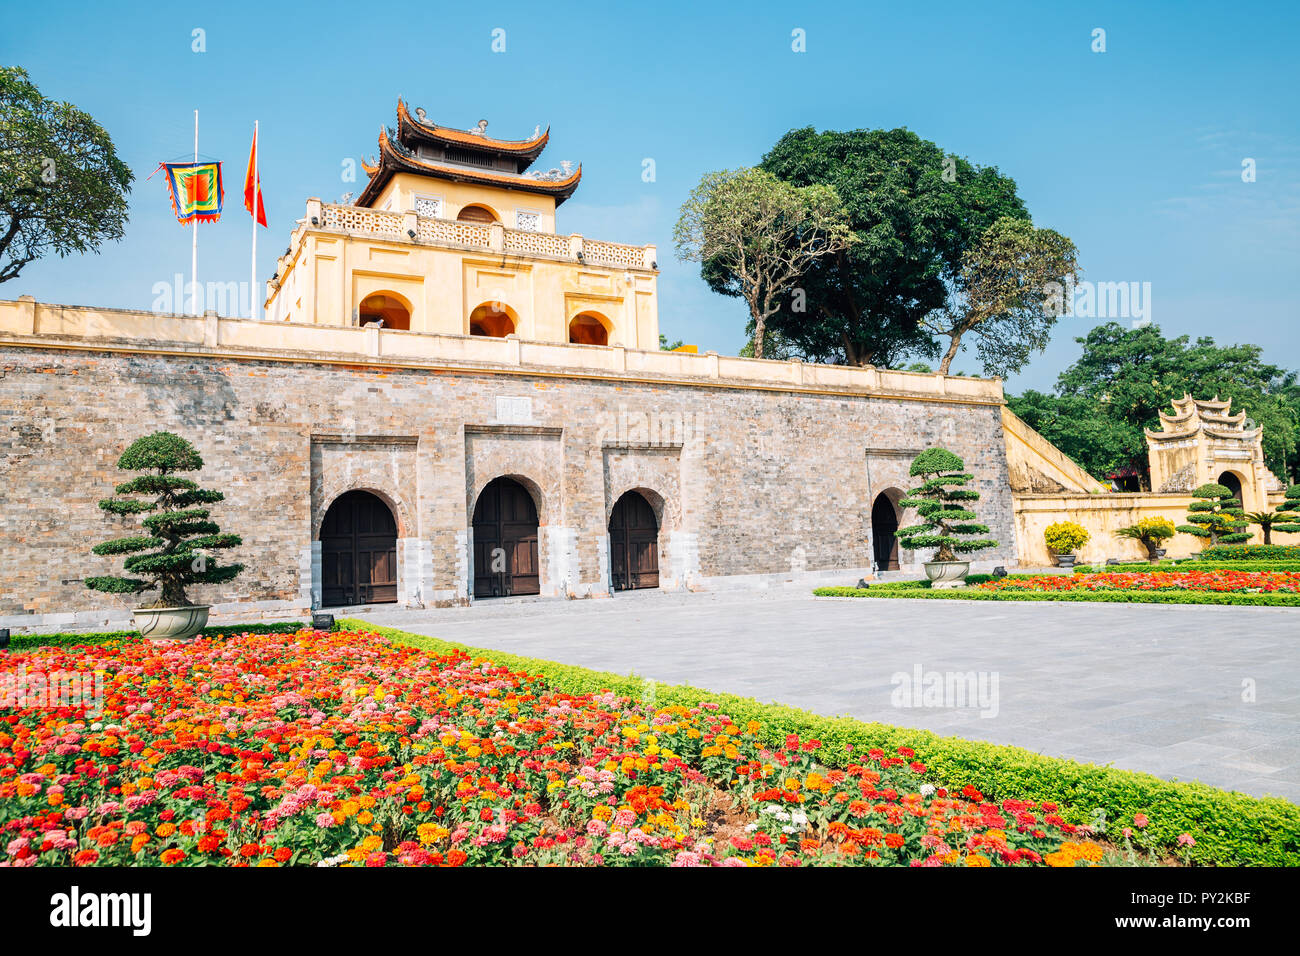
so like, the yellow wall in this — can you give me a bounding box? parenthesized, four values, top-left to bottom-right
(266, 199, 659, 350)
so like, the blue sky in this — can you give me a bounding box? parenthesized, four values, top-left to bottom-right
(4, 0, 1297, 392)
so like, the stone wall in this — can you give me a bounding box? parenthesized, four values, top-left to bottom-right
(0, 342, 1019, 631)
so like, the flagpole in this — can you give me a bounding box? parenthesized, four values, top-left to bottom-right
(192, 109, 199, 316)
(251, 120, 259, 320)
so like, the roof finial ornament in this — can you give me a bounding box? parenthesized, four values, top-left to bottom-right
(533, 124, 541, 138)
(560, 161, 573, 175)
(469, 119, 489, 136)
(415, 107, 427, 123)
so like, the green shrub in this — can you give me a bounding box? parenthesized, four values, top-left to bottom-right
(341, 618, 1300, 866)
(1202, 544, 1300, 561)
(5, 620, 313, 652)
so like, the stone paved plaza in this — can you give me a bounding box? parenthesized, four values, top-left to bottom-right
(359, 590, 1300, 803)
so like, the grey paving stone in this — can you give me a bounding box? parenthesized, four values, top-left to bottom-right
(359, 590, 1300, 803)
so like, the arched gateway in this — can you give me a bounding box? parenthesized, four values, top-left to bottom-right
(320, 490, 398, 607)
(472, 477, 540, 598)
(871, 491, 901, 571)
(609, 490, 659, 590)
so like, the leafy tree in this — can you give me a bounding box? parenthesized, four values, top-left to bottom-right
(1115, 516, 1177, 563)
(923, 216, 1079, 376)
(896, 447, 998, 562)
(1005, 389, 1133, 483)
(1060, 323, 1299, 483)
(753, 127, 1028, 368)
(0, 66, 133, 284)
(1176, 483, 1250, 548)
(85, 432, 244, 608)
(1011, 323, 1300, 487)
(658, 333, 685, 351)
(674, 167, 853, 359)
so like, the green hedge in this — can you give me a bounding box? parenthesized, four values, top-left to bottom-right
(1202, 544, 1300, 561)
(4, 620, 313, 652)
(814, 585, 1300, 607)
(340, 618, 1300, 866)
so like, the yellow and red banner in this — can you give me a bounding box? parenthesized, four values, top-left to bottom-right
(152, 161, 224, 225)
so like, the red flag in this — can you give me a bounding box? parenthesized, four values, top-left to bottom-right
(244, 127, 267, 226)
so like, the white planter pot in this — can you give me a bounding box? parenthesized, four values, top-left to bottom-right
(133, 605, 210, 642)
(923, 561, 970, 589)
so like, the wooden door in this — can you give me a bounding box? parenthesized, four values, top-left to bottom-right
(872, 493, 900, 571)
(472, 478, 540, 598)
(320, 491, 398, 607)
(610, 491, 659, 590)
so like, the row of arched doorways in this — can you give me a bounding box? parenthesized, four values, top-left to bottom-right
(318, 483, 902, 607)
(317, 480, 663, 607)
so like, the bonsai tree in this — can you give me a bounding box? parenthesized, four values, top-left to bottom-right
(1044, 521, 1090, 557)
(1115, 516, 1176, 563)
(1176, 483, 1250, 548)
(896, 447, 998, 562)
(85, 432, 243, 607)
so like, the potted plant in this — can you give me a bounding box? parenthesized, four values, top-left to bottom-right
(1115, 516, 1176, 564)
(1043, 521, 1089, 568)
(85, 432, 244, 640)
(896, 447, 998, 588)
(1176, 483, 1251, 549)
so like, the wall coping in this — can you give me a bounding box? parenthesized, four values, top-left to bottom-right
(0, 297, 1006, 407)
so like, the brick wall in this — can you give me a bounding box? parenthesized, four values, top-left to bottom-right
(0, 347, 1018, 627)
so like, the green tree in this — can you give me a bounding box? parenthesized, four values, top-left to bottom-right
(1013, 323, 1300, 487)
(1176, 483, 1250, 548)
(1115, 516, 1177, 563)
(658, 333, 685, 351)
(924, 216, 1079, 376)
(896, 448, 998, 562)
(0, 66, 133, 284)
(753, 127, 1028, 368)
(674, 167, 853, 360)
(85, 432, 244, 608)
(1005, 389, 1133, 482)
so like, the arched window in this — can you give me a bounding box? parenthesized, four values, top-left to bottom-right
(568, 311, 611, 346)
(469, 302, 517, 337)
(456, 204, 498, 224)
(357, 292, 411, 331)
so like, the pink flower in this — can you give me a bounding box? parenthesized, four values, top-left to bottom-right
(314, 812, 335, 828)
(1133, 813, 1149, 829)
(1177, 833, 1195, 847)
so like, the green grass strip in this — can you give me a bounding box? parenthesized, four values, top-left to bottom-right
(339, 617, 1300, 866)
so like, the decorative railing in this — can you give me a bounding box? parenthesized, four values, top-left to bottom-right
(416, 217, 491, 247)
(312, 201, 653, 270)
(503, 228, 571, 259)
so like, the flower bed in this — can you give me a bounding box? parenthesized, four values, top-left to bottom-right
(976, 569, 1300, 595)
(1, 629, 1150, 867)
